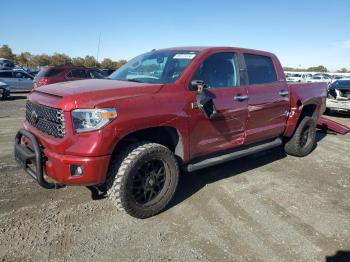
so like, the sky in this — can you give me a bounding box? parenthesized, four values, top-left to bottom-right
(1, 0, 349, 71)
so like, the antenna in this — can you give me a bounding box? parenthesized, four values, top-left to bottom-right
(96, 32, 101, 66)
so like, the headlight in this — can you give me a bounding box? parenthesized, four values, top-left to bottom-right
(72, 108, 117, 133)
(0, 84, 8, 90)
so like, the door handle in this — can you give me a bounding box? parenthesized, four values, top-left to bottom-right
(234, 95, 248, 101)
(279, 90, 289, 97)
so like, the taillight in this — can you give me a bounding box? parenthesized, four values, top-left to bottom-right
(37, 77, 49, 87)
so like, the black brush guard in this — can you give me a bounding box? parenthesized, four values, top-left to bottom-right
(14, 128, 63, 189)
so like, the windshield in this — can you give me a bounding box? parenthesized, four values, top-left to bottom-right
(109, 50, 199, 84)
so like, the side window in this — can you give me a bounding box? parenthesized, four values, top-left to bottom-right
(243, 54, 277, 85)
(0, 71, 13, 78)
(67, 69, 87, 78)
(163, 57, 191, 83)
(14, 72, 32, 79)
(87, 70, 105, 79)
(192, 52, 239, 88)
(14, 72, 25, 78)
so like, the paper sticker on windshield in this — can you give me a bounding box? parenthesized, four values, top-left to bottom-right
(173, 54, 196, 59)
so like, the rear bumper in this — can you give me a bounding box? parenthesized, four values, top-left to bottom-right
(14, 129, 110, 188)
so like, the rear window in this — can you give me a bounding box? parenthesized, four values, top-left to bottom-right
(67, 69, 87, 78)
(244, 54, 277, 85)
(37, 68, 64, 77)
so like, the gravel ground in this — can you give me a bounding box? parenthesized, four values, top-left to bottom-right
(0, 94, 349, 262)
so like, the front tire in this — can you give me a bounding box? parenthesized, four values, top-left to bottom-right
(108, 142, 179, 218)
(284, 116, 316, 157)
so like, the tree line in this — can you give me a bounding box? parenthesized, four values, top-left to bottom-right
(1, 44, 349, 73)
(0, 44, 127, 69)
(283, 65, 348, 73)
(283, 65, 350, 73)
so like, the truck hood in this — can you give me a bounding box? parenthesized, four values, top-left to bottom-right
(29, 79, 163, 111)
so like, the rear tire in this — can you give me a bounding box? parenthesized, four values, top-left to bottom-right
(284, 116, 316, 157)
(107, 142, 179, 219)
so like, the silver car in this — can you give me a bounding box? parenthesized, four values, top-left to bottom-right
(0, 70, 34, 92)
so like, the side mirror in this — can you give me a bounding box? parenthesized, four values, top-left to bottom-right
(190, 80, 206, 92)
(191, 80, 217, 119)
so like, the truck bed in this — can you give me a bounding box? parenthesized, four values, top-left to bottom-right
(288, 82, 327, 109)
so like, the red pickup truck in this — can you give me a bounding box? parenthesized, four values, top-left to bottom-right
(15, 47, 327, 218)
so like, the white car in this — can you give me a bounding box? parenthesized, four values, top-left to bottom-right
(286, 73, 313, 82)
(307, 75, 331, 84)
(286, 73, 303, 82)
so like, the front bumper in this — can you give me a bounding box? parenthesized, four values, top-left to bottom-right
(14, 129, 110, 188)
(0, 88, 10, 99)
(326, 98, 350, 112)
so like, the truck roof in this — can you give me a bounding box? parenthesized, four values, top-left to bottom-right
(158, 46, 276, 57)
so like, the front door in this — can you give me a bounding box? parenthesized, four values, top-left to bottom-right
(13, 71, 33, 91)
(188, 52, 248, 159)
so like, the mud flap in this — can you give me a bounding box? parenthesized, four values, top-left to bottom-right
(317, 117, 350, 135)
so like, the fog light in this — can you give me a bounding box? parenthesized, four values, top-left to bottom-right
(70, 165, 83, 177)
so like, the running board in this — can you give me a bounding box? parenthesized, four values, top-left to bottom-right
(185, 137, 283, 172)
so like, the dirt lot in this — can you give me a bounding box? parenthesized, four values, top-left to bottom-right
(0, 94, 349, 261)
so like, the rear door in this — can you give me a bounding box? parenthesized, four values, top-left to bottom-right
(242, 53, 289, 144)
(188, 52, 248, 159)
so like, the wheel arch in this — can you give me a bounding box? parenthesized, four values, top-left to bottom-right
(112, 126, 185, 162)
(299, 103, 318, 120)
(284, 101, 318, 137)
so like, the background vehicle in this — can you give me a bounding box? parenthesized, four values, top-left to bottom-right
(28, 69, 40, 76)
(15, 47, 327, 219)
(307, 75, 331, 84)
(33, 66, 106, 87)
(102, 68, 115, 76)
(0, 58, 15, 69)
(330, 75, 344, 83)
(286, 73, 312, 83)
(326, 79, 350, 113)
(0, 69, 34, 92)
(286, 73, 303, 82)
(0, 81, 10, 99)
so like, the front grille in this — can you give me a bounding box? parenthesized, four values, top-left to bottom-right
(25, 101, 66, 138)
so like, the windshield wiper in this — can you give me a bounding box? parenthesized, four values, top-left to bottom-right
(109, 78, 143, 83)
(126, 79, 143, 83)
